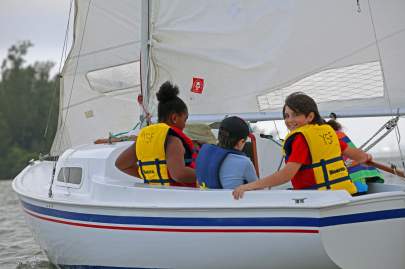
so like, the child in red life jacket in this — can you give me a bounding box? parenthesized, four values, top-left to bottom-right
(233, 92, 372, 199)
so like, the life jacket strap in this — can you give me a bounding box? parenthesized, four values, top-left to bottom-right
(300, 156, 343, 170)
(138, 160, 167, 166)
(154, 158, 165, 185)
(143, 178, 177, 184)
(300, 156, 347, 190)
(320, 159, 330, 189)
(138, 159, 170, 185)
(303, 175, 352, 190)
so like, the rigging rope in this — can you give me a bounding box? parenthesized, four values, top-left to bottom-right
(43, 0, 74, 139)
(106, 94, 152, 140)
(272, 120, 281, 141)
(358, 116, 399, 152)
(356, 0, 362, 13)
(48, 0, 92, 198)
(138, 4, 155, 128)
(394, 115, 405, 170)
(367, 0, 405, 172)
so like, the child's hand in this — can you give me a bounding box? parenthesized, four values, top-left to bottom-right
(233, 185, 249, 200)
(364, 153, 373, 164)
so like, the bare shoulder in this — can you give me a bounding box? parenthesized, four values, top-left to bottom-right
(166, 135, 185, 153)
(166, 135, 182, 146)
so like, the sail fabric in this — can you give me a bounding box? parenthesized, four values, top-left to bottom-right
(148, 0, 405, 117)
(51, 0, 143, 154)
(52, 0, 405, 153)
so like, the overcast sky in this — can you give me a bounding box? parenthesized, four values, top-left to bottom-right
(0, 0, 71, 74)
(1, 0, 403, 157)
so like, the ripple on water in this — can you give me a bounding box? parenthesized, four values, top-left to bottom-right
(15, 257, 56, 269)
(0, 180, 51, 269)
(0, 228, 15, 235)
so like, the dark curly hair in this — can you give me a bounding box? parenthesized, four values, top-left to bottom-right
(326, 119, 342, 131)
(283, 92, 324, 125)
(156, 81, 188, 122)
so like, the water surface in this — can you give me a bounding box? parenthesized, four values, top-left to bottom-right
(0, 180, 53, 269)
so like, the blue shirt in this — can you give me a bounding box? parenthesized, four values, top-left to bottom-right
(219, 154, 258, 189)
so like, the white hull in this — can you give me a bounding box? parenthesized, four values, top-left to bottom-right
(20, 197, 338, 269)
(13, 143, 405, 269)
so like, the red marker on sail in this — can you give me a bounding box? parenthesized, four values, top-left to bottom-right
(191, 77, 204, 94)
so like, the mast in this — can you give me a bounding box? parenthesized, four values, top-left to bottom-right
(140, 0, 151, 126)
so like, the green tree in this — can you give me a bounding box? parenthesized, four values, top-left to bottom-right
(0, 41, 59, 179)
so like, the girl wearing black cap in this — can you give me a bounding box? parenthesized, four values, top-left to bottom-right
(196, 116, 258, 189)
(116, 81, 197, 187)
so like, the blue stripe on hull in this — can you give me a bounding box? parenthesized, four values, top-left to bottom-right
(320, 209, 405, 226)
(21, 200, 405, 228)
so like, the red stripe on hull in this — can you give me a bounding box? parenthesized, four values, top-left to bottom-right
(25, 209, 319, 234)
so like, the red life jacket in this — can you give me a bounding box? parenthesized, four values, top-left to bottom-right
(168, 126, 198, 187)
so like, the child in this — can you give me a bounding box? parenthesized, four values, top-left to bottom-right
(327, 119, 384, 194)
(196, 116, 258, 189)
(233, 92, 372, 199)
(117, 81, 197, 187)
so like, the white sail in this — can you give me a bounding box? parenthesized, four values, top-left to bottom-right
(52, 0, 405, 154)
(148, 0, 405, 117)
(51, 0, 143, 154)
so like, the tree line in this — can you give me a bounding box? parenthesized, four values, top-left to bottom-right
(0, 41, 59, 179)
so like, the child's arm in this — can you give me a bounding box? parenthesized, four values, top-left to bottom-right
(233, 162, 301, 200)
(342, 147, 372, 164)
(166, 136, 196, 182)
(115, 144, 140, 177)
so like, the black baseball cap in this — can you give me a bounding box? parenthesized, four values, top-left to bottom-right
(219, 116, 250, 139)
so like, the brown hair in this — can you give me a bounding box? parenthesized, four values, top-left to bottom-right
(218, 116, 249, 150)
(283, 92, 324, 124)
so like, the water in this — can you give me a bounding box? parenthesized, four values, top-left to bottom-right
(1, 158, 404, 268)
(0, 180, 54, 269)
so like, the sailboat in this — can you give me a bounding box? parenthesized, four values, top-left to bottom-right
(13, 1, 405, 268)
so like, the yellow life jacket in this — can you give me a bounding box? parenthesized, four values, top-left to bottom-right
(283, 124, 357, 194)
(135, 123, 196, 187)
(136, 123, 171, 185)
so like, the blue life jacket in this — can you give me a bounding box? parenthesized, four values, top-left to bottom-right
(196, 144, 244, 189)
